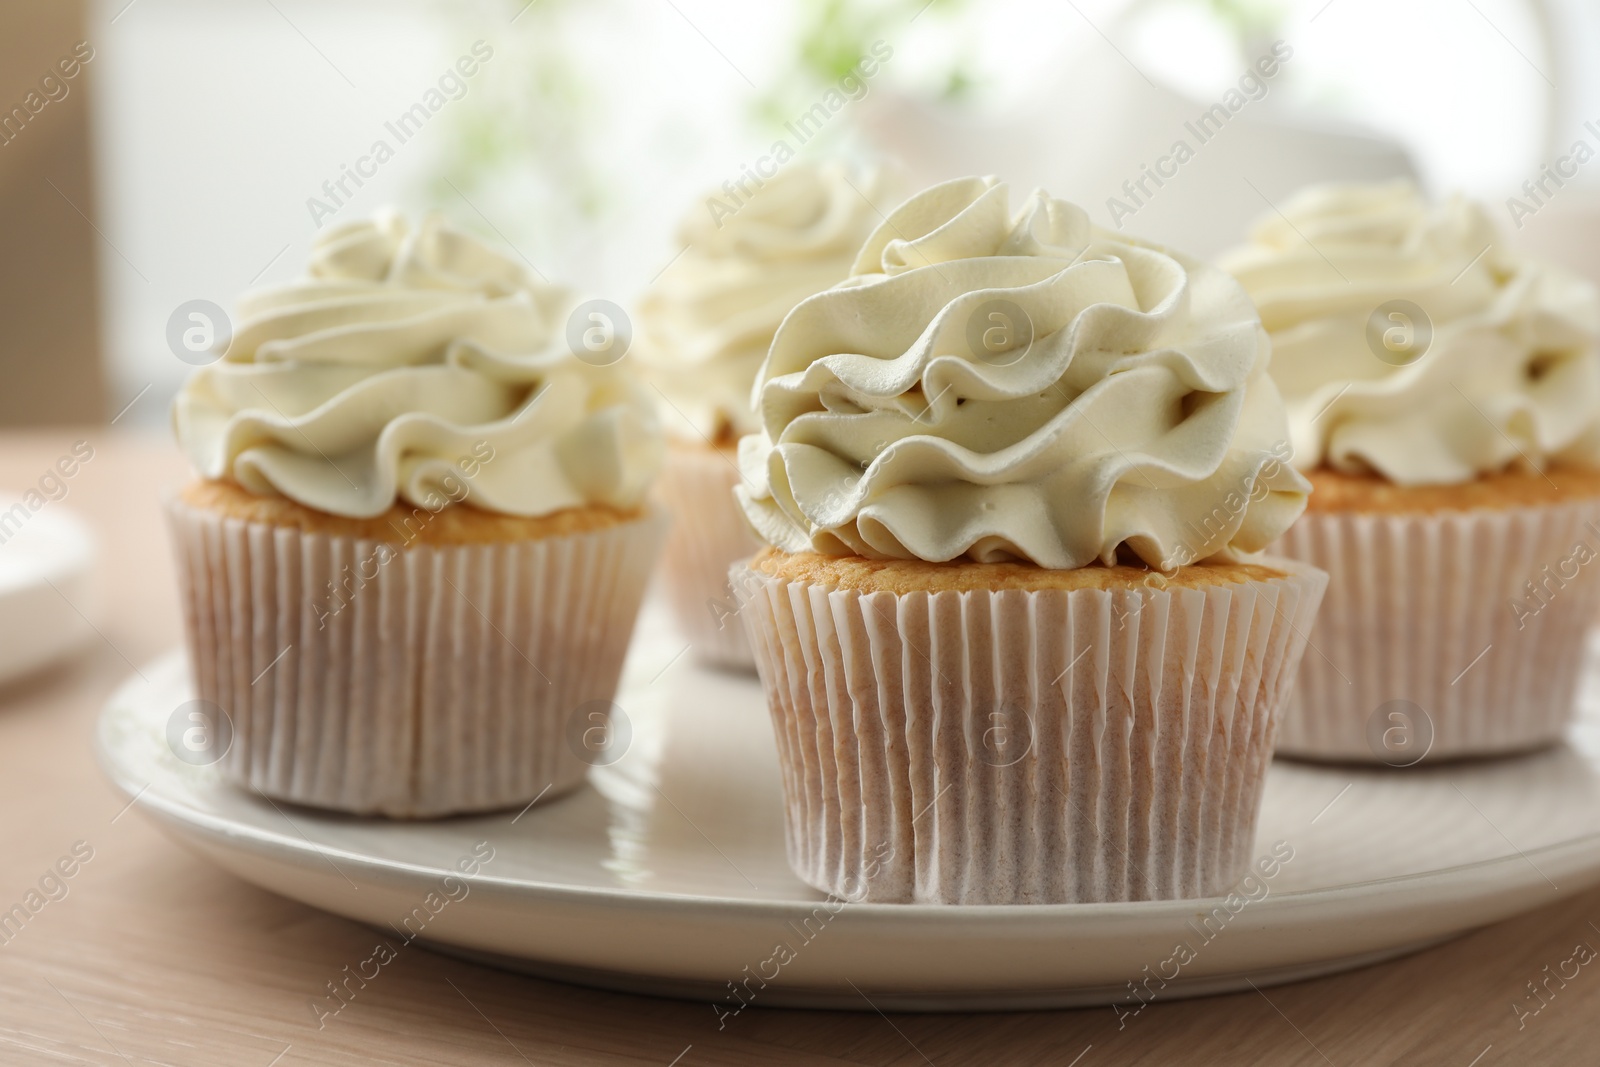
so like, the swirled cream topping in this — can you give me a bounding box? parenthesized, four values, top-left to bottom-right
(174, 209, 662, 518)
(635, 163, 887, 441)
(1219, 181, 1600, 484)
(736, 176, 1309, 570)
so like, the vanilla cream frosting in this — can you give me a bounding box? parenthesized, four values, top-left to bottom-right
(174, 210, 661, 518)
(635, 163, 886, 441)
(1219, 181, 1600, 485)
(737, 176, 1309, 570)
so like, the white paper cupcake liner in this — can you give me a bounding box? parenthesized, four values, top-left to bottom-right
(732, 557, 1327, 905)
(1275, 500, 1600, 761)
(657, 445, 763, 670)
(166, 496, 665, 817)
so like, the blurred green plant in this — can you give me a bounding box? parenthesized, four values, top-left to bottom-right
(423, 0, 981, 236)
(424, 0, 611, 240)
(754, 0, 977, 135)
(1197, 0, 1288, 34)
(1136, 0, 1288, 57)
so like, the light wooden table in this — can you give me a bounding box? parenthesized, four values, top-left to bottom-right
(2, 427, 1598, 1067)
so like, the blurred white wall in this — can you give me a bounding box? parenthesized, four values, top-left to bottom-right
(90, 0, 450, 427)
(89, 0, 1596, 427)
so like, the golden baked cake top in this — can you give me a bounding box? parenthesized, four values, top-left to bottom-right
(1304, 464, 1600, 515)
(750, 547, 1285, 594)
(180, 478, 641, 545)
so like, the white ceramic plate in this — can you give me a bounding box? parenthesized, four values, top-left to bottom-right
(95, 603, 1600, 1011)
(0, 494, 95, 688)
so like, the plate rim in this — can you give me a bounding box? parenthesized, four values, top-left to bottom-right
(97, 651, 1600, 924)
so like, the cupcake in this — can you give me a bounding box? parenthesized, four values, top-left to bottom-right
(1220, 181, 1600, 762)
(635, 162, 887, 669)
(732, 177, 1327, 904)
(169, 210, 665, 817)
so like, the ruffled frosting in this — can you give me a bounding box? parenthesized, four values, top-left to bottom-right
(634, 163, 886, 440)
(1219, 180, 1600, 484)
(174, 210, 662, 518)
(737, 176, 1309, 570)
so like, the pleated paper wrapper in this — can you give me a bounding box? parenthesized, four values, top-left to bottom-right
(657, 444, 763, 670)
(1275, 500, 1600, 761)
(732, 558, 1327, 905)
(166, 497, 665, 817)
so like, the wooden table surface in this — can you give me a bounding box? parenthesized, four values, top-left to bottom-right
(3, 426, 1599, 1066)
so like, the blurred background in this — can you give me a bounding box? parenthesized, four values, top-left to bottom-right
(4, 0, 1600, 429)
